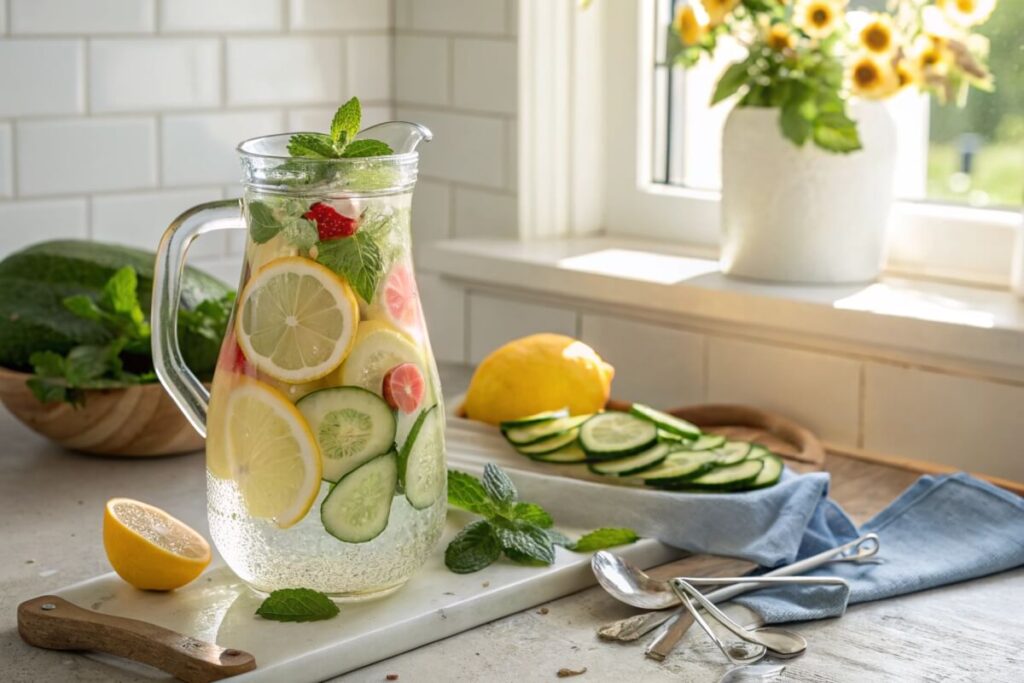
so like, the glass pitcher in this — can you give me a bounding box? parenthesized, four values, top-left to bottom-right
(151, 122, 447, 599)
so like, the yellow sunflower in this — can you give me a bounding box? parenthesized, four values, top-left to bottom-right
(701, 0, 741, 26)
(935, 0, 996, 27)
(858, 13, 898, 55)
(913, 34, 950, 74)
(794, 0, 844, 39)
(894, 59, 918, 90)
(767, 23, 796, 51)
(848, 53, 899, 99)
(675, 3, 710, 47)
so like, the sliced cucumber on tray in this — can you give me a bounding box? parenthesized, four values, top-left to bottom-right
(530, 443, 591, 464)
(685, 434, 727, 451)
(579, 412, 657, 458)
(640, 450, 719, 485)
(499, 408, 568, 430)
(681, 458, 765, 491)
(712, 441, 752, 465)
(589, 443, 671, 476)
(321, 450, 398, 543)
(746, 454, 783, 489)
(629, 403, 700, 439)
(515, 428, 580, 456)
(502, 414, 591, 446)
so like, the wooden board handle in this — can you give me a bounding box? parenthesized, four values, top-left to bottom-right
(18, 595, 256, 683)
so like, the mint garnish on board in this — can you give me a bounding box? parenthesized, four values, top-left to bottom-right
(445, 464, 639, 574)
(255, 588, 340, 623)
(287, 97, 393, 159)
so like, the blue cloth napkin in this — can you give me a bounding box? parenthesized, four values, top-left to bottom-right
(736, 472, 1024, 624)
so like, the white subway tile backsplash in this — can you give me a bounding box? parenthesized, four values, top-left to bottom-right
(453, 39, 516, 114)
(581, 315, 705, 408)
(0, 124, 11, 197)
(468, 293, 576, 364)
(92, 188, 225, 257)
(348, 35, 392, 103)
(286, 104, 390, 131)
(0, 40, 84, 117)
(707, 337, 861, 448)
(10, 0, 155, 34)
(406, 0, 506, 35)
(453, 187, 515, 239)
(411, 178, 451, 259)
(16, 118, 157, 195)
(418, 270, 466, 364)
(864, 364, 1024, 482)
(162, 111, 284, 186)
(160, 0, 282, 32)
(395, 36, 448, 106)
(396, 107, 505, 189)
(226, 37, 343, 106)
(90, 39, 221, 113)
(0, 2, 6, 33)
(289, 0, 391, 31)
(0, 199, 88, 256)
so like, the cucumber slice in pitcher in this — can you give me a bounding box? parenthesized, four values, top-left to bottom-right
(400, 405, 446, 509)
(629, 403, 701, 439)
(578, 412, 658, 458)
(297, 387, 397, 482)
(321, 450, 398, 543)
(502, 414, 591, 446)
(499, 409, 569, 430)
(590, 443, 671, 476)
(515, 428, 580, 455)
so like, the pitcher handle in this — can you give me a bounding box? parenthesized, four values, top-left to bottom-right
(152, 200, 245, 438)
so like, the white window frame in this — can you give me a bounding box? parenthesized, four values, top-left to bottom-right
(518, 0, 1023, 288)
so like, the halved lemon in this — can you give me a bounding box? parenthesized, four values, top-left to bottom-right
(236, 256, 359, 383)
(224, 376, 322, 527)
(339, 320, 426, 396)
(103, 498, 211, 591)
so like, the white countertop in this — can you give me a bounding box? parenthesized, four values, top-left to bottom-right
(2, 364, 1023, 682)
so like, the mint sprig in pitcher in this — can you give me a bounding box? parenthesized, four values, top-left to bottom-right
(152, 99, 446, 599)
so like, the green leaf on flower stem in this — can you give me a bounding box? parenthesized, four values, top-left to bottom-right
(445, 520, 502, 574)
(482, 462, 518, 506)
(447, 470, 497, 517)
(256, 588, 340, 622)
(813, 112, 862, 154)
(315, 230, 384, 303)
(711, 61, 750, 106)
(287, 133, 337, 159)
(780, 103, 812, 147)
(569, 528, 639, 553)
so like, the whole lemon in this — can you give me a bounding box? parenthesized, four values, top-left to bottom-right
(464, 334, 614, 425)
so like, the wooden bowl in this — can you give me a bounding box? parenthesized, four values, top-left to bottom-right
(0, 367, 204, 456)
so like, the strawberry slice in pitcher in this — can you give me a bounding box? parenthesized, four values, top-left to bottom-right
(380, 262, 423, 337)
(382, 363, 425, 414)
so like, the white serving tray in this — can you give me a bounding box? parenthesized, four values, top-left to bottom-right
(46, 429, 680, 682)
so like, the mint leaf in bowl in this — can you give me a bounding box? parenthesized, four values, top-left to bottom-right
(255, 588, 340, 623)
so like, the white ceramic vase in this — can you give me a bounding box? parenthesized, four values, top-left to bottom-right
(720, 102, 897, 284)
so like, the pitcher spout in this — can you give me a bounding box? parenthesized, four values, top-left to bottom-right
(358, 121, 433, 155)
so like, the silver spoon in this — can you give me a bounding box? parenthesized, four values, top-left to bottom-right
(673, 585, 768, 666)
(592, 554, 849, 611)
(672, 579, 808, 658)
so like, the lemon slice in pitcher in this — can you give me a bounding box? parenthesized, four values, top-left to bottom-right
(340, 321, 426, 395)
(236, 256, 359, 383)
(224, 377, 322, 527)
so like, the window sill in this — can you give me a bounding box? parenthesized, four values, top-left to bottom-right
(422, 236, 1024, 379)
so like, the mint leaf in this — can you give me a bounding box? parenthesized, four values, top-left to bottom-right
(493, 519, 556, 565)
(504, 548, 550, 567)
(248, 201, 283, 244)
(340, 139, 394, 158)
(512, 502, 553, 528)
(287, 133, 337, 159)
(330, 97, 362, 148)
(103, 267, 139, 317)
(281, 217, 318, 250)
(445, 520, 502, 574)
(256, 588, 340, 622)
(482, 463, 517, 506)
(569, 528, 639, 553)
(64, 343, 121, 385)
(26, 376, 70, 404)
(63, 295, 104, 321)
(29, 351, 66, 378)
(315, 231, 383, 302)
(546, 529, 573, 548)
(448, 470, 496, 517)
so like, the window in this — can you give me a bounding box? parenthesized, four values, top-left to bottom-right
(649, 0, 1023, 210)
